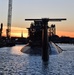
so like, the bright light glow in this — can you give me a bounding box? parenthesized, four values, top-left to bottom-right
(2, 26, 28, 37)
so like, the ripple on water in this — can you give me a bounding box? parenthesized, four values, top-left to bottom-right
(0, 44, 74, 75)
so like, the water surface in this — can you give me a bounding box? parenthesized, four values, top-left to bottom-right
(0, 44, 74, 75)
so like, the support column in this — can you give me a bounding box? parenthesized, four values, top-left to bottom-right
(42, 19, 49, 62)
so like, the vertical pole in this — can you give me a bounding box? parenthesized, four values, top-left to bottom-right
(0, 23, 3, 37)
(42, 19, 49, 62)
(7, 0, 12, 39)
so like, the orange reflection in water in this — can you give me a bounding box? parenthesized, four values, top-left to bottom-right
(11, 45, 25, 55)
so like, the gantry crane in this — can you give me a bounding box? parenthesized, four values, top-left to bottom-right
(6, 0, 12, 39)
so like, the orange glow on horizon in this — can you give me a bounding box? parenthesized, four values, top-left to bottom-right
(2, 26, 28, 37)
(2, 26, 74, 38)
(57, 31, 74, 38)
(11, 32, 28, 37)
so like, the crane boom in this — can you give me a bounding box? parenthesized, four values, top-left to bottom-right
(6, 0, 12, 38)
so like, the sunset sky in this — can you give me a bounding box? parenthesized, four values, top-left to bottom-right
(0, 0, 74, 37)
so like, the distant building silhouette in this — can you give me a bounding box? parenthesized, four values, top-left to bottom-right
(21, 31, 23, 38)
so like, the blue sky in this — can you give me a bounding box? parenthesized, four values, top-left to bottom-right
(0, 0, 74, 37)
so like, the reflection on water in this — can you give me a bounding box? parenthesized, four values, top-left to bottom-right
(0, 44, 74, 74)
(10, 45, 25, 55)
(0, 45, 57, 75)
(42, 62, 49, 75)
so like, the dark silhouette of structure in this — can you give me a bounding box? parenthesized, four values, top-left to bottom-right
(49, 24, 56, 36)
(27, 21, 43, 47)
(0, 23, 3, 37)
(25, 18, 66, 62)
(0, 23, 5, 47)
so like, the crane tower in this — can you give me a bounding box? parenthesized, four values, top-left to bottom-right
(6, 0, 12, 39)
